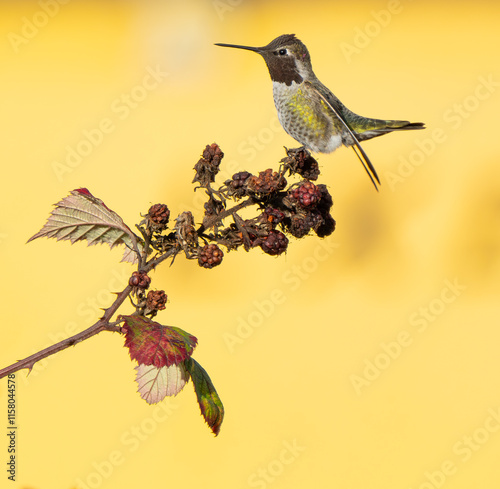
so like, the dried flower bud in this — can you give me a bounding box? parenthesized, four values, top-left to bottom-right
(174, 211, 197, 248)
(204, 198, 225, 219)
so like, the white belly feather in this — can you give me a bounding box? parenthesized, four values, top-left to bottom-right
(272, 81, 342, 154)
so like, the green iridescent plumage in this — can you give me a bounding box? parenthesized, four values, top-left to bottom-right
(216, 34, 425, 190)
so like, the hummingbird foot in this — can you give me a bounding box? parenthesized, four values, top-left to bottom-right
(284, 145, 308, 155)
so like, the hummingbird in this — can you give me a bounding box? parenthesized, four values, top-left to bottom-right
(215, 34, 425, 190)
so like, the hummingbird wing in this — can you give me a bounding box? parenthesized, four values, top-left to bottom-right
(306, 81, 381, 190)
(338, 108, 425, 142)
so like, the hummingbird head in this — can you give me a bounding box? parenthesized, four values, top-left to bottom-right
(215, 34, 314, 85)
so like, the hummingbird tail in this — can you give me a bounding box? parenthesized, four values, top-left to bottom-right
(355, 120, 425, 142)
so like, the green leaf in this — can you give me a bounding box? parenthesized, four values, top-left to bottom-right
(121, 315, 197, 368)
(28, 188, 139, 254)
(186, 358, 224, 436)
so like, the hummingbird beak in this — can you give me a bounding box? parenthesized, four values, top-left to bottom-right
(215, 43, 263, 54)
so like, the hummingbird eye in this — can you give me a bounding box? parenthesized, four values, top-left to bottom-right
(277, 48, 287, 56)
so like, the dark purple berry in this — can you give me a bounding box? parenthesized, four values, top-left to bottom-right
(315, 214, 336, 238)
(230, 171, 252, 189)
(260, 230, 288, 256)
(289, 181, 322, 208)
(287, 214, 312, 238)
(263, 207, 285, 226)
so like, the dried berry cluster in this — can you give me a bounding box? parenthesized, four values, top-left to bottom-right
(198, 243, 224, 269)
(146, 290, 167, 311)
(129, 271, 151, 290)
(146, 204, 170, 232)
(281, 146, 321, 181)
(128, 271, 167, 317)
(193, 143, 224, 186)
(218, 147, 335, 244)
(135, 144, 335, 279)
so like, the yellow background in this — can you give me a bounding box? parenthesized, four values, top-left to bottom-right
(1, 1, 500, 488)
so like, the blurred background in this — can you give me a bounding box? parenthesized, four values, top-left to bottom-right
(1, 1, 500, 488)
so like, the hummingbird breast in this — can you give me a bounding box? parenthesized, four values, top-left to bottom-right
(272, 81, 342, 153)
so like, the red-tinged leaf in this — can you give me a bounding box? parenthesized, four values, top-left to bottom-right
(27, 188, 140, 254)
(121, 315, 197, 368)
(185, 358, 224, 436)
(135, 363, 189, 404)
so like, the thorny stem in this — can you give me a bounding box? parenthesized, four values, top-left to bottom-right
(0, 192, 254, 379)
(0, 145, 325, 381)
(3, 185, 276, 379)
(139, 227, 154, 268)
(0, 246, 180, 380)
(145, 246, 178, 270)
(0, 244, 183, 380)
(0, 285, 132, 379)
(197, 197, 254, 234)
